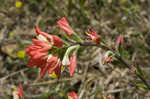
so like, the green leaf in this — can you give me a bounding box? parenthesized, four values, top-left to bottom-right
(136, 66, 145, 78)
(134, 82, 149, 90)
(100, 39, 108, 46)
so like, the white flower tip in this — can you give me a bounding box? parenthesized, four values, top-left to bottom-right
(37, 34, 48, 41)
(47, 54, 52, 60)
(62, 56, 70, 66)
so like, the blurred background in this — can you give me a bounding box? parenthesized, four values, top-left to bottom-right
(0, 0, 150, 99)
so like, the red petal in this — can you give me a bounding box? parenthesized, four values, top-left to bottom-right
(107, 96, 115, 99)
(88, 28, 97, 35)
(116, 36, 123, 44)
(53, 35, 63, 48)
(35, 26, 43, 35)
(88, 28, 101, 44)
(26, 45, 40, 54)
(54, 63, 61, 79)
(69, 54, 77, 77)
(48, 61, 58, 74)
(27, 58, 36, 67)
(18, 83, 23, 99)
(35, 26, 53, 41)
(35, 26, 50, 37)
(47, 56, 58, 74)
(57, 17, 73, 35)
(32, 53, 47, 60)
(47, 56, 61, 75)
(69, 91, 79, 99)
(40, 63, 49, 78)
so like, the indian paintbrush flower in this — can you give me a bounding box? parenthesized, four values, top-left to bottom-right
(87, 28, 101, 45)
(57, 17, 73, 36)
(116, 35, 123, 44)
(26, 26, 63, 78)
(68, 91, 79, 99)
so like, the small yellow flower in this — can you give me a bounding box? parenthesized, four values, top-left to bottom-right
(50, 72, 57, 78)
(8, 49, 14, 53)
(9, 32, 15, 37)
(58, 92, 64, 97)
(17, 50, 25, 58)
(103, 95, 106, 99)
(13, 86, 18, 99)
(61, 65, 65, 71)
(15, 1, 22, 8)
(14, 86, 17, 92)
(68, 96, 71, 99)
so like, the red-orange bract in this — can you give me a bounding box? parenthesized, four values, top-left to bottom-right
(107, 95, 114, 99)
(116, 35, 123, 44)
(16, 83, 23, 99)
(26, 26, 63, 78)
(57, 17, 73, 36)
(69, 91, 79, 99)
(69, 54, 77, 77)
(40, 55, 62, 78)
(35, 26, 63, 47)
(103, 56, 113, 64)
(88, 28, 101, 45)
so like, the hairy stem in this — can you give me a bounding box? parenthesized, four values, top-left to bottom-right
(74, 42, 150, 89)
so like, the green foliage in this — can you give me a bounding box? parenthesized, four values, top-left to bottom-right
(134, 82, 149, 90)
(136, 66, 145, 78)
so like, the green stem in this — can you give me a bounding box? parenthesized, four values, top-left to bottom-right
(62, 33, 76, 43)
(72, 42, 150, 89)
(73, 32, 84, 43)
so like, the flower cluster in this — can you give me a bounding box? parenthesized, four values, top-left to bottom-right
(23, 16, 123, 99)
(26, 26, 63, 78)
(26, 17, 102, 79)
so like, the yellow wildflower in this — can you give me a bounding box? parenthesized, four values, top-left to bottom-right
(15, 1, 22, 8)
(103, 95, 106, 99)
(58, 92, 64, 97)
(68, 96, 71, 99)
(9, 32, 15, 37)
(17, 50, 25, 58)
(50, 72, 57, 78)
